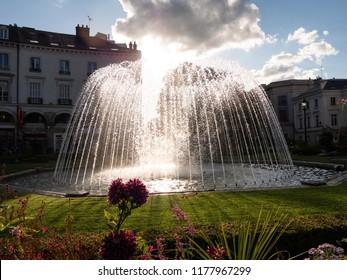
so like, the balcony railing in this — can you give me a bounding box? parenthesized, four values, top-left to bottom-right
(29, 67, 42, 73)
(57, 98, 72, 105)
(0, 96, 9, 103)
(28, 97, 43, 104)
(59, 70, 70, 75)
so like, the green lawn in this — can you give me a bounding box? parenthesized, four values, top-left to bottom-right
(3, 181, 347, 236)
(2, 157, 347, 242)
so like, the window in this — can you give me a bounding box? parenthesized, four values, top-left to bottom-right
(315, 115, 320, 127)
(278, 95, 287, 106)
(30, 57, 41, 72)
(278, 109, 288, 122)
(58, 84, 72, 105)
(331, 113, 337, 126)
(59, 84, 70, 99)
(0, 53, 9, 69)
(0, 27, 9, 39)
(0, 80, 9, 102)
(314, 99, 318, 108)
(331, 97, 336, 106)
(29, 82, 42, 104)
(59, 60, 70, 75)
(87, 62, 97, 75)
(299, 118, 303, 129)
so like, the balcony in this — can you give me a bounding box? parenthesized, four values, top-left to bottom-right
(29, 68, 42, 73)
(0, 96, 9, 103)
(58, 98, 72, 105)
(59, 70, 70, 75)
(28, 97, 43, 104)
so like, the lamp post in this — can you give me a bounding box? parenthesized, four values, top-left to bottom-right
(301, 98, 308, 145)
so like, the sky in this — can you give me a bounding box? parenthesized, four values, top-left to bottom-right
(1, 0, 346, 84)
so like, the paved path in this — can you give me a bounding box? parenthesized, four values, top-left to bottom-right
(326, 171, 347, 186)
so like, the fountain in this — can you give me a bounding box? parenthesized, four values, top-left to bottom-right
(52, 60, 295, 194)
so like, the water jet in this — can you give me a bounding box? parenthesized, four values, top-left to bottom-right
(53, 60, 295, 194)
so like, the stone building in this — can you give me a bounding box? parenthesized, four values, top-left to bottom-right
(265, 78, 347, 146)
(0, 24, 141, 156)
(292, 78, 347, 145)
(264, 79, 314, 143)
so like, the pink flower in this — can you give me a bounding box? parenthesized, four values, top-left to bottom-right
(9, 245, 15, 252)
(140, 245, 155, 260)
(207, 245, 228, 260)
(41, 227, 49, 233)
(155, 237, 168, 260)
(172, 204, 188, 222)
(11, 226, 22, 238)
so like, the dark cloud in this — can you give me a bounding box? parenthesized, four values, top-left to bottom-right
(113, 0, 266, 53)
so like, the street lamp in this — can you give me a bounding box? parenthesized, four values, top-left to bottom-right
(301, 98, 308, 145)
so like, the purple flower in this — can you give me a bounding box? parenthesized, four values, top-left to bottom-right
(108, 178, 149, 207)
(108, 178, 127, 205)
(125, 178, 149, 207)
(99, 230, 137, 260)
(307, 243, 345, 260)
(335, 247, 345, 255)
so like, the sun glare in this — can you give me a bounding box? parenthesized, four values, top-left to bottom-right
(139, 37, 195, 122)
(141, 37, 189, 74)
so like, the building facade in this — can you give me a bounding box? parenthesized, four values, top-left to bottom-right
(264, 79, 315, 143)
(292, 78, 347, 145)
(265, 78, 347, 146)
(0, 24, 141, 157)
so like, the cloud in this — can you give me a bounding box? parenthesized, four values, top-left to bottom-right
(298, 40, 338, 64)
(113, 0, 269, 53)
(287, 27, 318, 45)
(252, 29, 338, 84)
(54, 0, 66, 8)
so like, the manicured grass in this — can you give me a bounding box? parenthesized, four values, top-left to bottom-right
(3, 181, 347, 236)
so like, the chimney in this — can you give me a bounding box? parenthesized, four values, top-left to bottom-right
(75, 24, 90, 37)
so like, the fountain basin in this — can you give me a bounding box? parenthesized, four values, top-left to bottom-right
(2, 164, 338, 197)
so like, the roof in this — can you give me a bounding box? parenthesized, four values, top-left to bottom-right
(0, 24, 141, 56)
(321, 79, 347, 90)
